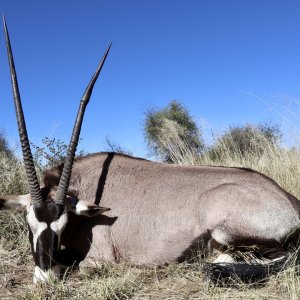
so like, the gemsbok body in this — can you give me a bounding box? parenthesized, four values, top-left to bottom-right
(1, 17, 300, 283)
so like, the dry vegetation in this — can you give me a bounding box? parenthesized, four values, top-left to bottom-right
(2, 128, 300, 299)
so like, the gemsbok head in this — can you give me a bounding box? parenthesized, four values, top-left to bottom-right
(1, 17, 111, 283)
(2, 17, 300, 285)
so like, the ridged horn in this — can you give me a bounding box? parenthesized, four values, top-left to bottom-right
(3, 16, 44, 207)
(55, 43, 111, 205)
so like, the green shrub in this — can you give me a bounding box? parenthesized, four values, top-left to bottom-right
(0, 152, 27, 195)
(209, 123, 282, 161)
(144, 100, 204, 163)
(31, 137, 85, 172)
(0, 130, 13, 158)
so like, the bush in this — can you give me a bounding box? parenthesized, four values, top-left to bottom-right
(0, 134, 86, 195)
(0, 152, 28, 195)
(144, 101, 204, 163)
(31, 137, 68, 170)
(0, 131, 37, 195)
(105, 137, 133, 156)
(209, 123, 282, 161)
(0, 131, 27, 194)
(0, 131, 13, 158)
(31, 137, 85, 171)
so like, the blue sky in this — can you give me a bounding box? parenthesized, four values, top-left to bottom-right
(1, 1, 300, 158)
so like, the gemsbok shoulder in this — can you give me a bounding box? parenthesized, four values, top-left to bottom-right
(1, 17, 300, 284)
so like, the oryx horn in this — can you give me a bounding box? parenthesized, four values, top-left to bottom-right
(54, 43, 111, 205)
(3, 16, 44, 207)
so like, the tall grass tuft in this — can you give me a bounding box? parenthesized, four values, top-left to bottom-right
(153, 119, 201, 165)
(0, 152, 28, 195)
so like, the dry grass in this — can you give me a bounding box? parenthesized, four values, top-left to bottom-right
(2, 133, 300, 299)
(1, 228, 300, 300)
(0, 153, 28, 195)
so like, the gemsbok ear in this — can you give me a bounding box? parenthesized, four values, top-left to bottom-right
(65, 197, 110, 217)
(0, 194, 30, 211)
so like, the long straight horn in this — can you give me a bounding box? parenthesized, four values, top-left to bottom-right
(3, 16, 44, 207)
(55, 43, 111, 205)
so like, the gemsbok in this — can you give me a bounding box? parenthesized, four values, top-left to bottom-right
(1, 17, 300, 284)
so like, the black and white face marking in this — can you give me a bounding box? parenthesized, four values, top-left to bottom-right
(26, 201, 67, 282)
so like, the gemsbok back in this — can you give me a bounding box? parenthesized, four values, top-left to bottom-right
(1, 17, 300, 284)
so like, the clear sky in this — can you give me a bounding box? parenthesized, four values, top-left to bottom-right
(1, 1, 300, 158)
